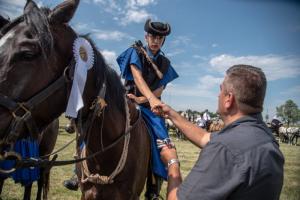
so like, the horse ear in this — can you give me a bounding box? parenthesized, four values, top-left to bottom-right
(24, 0, 39, 14)
(0, 15, 10, 29)
(48, 0, 80, 24)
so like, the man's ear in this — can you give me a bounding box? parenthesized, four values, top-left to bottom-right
(224, 92, 234, 109)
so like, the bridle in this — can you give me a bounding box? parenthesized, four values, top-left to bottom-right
(0, 63, 73, 157)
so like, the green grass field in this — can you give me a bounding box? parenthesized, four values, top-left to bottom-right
(1, 118, 299, 200)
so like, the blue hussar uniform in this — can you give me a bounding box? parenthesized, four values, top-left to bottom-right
(117, 18, 176, 199)
(117, 44, 178, 180)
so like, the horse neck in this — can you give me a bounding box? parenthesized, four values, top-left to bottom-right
(84, 65, 128, 151)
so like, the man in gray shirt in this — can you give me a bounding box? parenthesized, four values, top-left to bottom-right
(153, 65, 284, 200)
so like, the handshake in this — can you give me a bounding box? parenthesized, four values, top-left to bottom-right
(151, 102, 172, 118)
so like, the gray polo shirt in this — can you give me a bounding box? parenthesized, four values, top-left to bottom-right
(177, 114, 284, 200)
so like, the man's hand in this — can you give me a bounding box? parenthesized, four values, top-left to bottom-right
(148, 96, 163, 115)
(152, 102, 173, 118)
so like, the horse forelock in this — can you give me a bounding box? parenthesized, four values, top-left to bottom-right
(0, 7, 53, 59)
(24, 7, 53, 57)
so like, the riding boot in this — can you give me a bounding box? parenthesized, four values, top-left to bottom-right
(145, 173, 163, 200)
(63, 175, 79, 191)
(65, 119, 75, 134)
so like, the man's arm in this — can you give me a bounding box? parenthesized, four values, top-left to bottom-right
(160, 147, 182, 200)
(159, 104, 211, 148)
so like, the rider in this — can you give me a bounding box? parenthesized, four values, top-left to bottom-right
(270, 115, 283, 134)
(202, 109, 211, 129)
(116, 18, 178, 199)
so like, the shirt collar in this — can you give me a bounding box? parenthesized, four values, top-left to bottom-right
(219, 113, 263, 134)
(146, 46, 161, 60)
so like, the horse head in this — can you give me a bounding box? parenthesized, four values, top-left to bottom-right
(0, 0, 80, 150)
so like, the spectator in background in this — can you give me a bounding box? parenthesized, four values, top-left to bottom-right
(202, 109, 211, 129)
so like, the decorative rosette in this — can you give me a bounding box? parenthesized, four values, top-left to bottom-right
(73, 37, 94, 70)
(65, 37, 95, 118)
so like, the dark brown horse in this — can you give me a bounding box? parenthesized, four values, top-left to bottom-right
(0, 14, 59, 200)
(0, 0, 150, 199)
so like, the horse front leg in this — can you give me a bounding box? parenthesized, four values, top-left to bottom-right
(23, 183, 33, 200)
(0, 178, 4, 194)
(37, 167, 51, 200)
(36, 169, 44, 200)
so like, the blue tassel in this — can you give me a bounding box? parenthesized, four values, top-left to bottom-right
(0, 138, 40, 186)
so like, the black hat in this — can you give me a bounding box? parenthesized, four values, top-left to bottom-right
(144, 19, 171, 36)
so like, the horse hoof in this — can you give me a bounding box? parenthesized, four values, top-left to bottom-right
(65, 125, 75, 134)
(63, 177, 79, 191)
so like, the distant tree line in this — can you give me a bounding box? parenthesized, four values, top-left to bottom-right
(276, 99, 300, 126)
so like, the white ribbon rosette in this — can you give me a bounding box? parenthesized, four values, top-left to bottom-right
(65, 37, 94, 118)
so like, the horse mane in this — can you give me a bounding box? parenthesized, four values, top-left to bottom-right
(83, 35, 126, 113)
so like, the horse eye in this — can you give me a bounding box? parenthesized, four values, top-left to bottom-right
(17, 41, 41, 59)
(11, 48, 40, 63)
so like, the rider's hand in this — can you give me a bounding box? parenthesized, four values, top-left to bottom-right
(127, 93, 144, 104)
(148, 96, 163, 115)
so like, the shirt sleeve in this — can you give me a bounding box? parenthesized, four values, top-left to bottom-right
(158, 64, 179, 88)
(177, 142, 244, 200)
(116, 47, 142, 81)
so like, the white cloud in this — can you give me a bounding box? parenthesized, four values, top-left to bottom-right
(198, 75, 223, 90)
(163, 83, 218, 111)
(1, 0, 24, 7)
(126, 0, 156, 8)
(94, 30, 133, 41)
(88, 0, 121, 14)
(121, 9, 152, 25)
(170, 36, 191, 47)
(102, 50, 117, 64)
(0, 0, 45, 19)
(73, 22, 134, 41)
(166, 49, 185, 57)
(0, 0, 25, 19)
(73, 22, 90, 31)
(212, 43, 218, 48)
(209, 54, 300, 81)
(192, 55, 209, 60)
(83, 0, 156, 25)
(101, 49, 118, 70)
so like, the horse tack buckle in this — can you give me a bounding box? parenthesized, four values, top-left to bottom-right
(0, 151, 22, 174)
(11, 103, 30, 119)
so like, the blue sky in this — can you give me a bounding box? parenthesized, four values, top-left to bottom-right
(1, 0, 300, 119)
